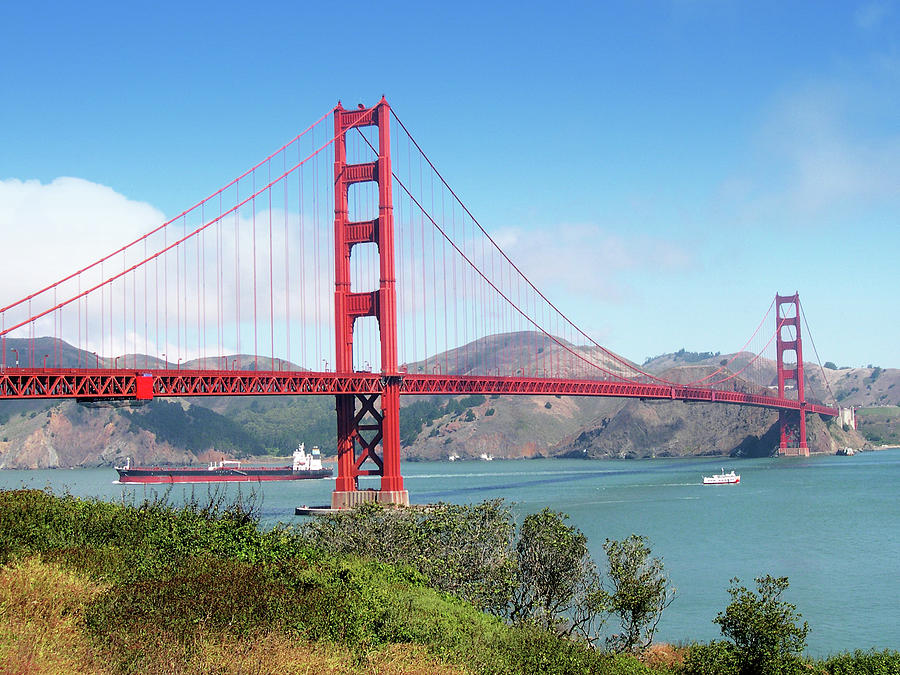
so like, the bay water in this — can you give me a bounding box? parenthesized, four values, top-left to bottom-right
(2, 449, 898, 656)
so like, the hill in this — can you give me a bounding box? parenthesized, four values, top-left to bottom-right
(0, 339, 879, 469)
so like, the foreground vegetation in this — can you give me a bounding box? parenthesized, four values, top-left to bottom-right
(0, 489, 897, 674)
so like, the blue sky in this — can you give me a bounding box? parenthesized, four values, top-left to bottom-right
(1, 1, 898, 368)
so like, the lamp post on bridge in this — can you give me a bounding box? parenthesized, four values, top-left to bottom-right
(43, 354, 49, 369)
(11, 348, 18, 368)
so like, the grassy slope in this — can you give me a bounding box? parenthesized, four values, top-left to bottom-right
(0, 490, 661, 675)
(0, 557, 465, 675)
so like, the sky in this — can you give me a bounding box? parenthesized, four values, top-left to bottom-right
(1, 1, 898, 368)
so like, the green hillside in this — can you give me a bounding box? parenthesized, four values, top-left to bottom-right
(856, 406, 900, 446)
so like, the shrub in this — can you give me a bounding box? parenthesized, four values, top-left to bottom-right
(714, 575, 808, 675)
(682, 640, 739, 674)
(601, 535, 675, 653)
(300, 500, 517, 615)
(509, 508, 605, 643)
(472, 621, 610, 675)
(818, 649, 900, 674)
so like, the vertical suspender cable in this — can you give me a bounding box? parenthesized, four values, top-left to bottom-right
(269, 164, 275, 367)
(284, 150, 291, 367)
(252, 172, 258, 370)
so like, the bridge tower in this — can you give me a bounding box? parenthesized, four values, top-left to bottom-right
(331, 98, 409, 508)
(776, 292, 808, 457)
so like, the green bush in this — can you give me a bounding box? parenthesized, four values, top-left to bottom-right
(681, 640, 739, 674)
(472, 622, 607, 674)
(817, 649, 900, 674)
(602, 535, 675, 653)
(299, 499, 517, 614)
(510, 508, 604, 642)
(0, 488, 311, 575)
(714, 575, 808, 675)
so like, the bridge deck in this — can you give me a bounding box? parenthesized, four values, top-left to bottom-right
(0, 368, 838, 417)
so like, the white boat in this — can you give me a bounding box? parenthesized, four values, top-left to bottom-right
(702, 468, 740, 485)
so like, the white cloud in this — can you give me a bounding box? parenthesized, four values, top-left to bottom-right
(855, 1, 891, 29)
(722, 84, 900, 225)
(490, 223, 692, 302)
(0, 177, 165, 304)
(0, 178, 687, 365)
(0, 177, 343, 367)
(767, 90, 900, 214)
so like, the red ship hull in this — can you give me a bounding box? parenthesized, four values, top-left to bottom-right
(115, 466, 332, 484)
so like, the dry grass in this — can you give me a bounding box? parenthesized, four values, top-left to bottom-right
(0, 557, 110, 675)
(87, 630, 467, 675)
(190, 637, 466, 675)
(640, 643, 686, 670)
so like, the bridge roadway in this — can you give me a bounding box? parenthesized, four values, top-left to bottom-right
(0, 368, 838, 417)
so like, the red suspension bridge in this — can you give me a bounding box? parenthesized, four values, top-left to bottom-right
(0, 98, 839, 507)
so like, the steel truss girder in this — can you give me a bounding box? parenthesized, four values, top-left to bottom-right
(350, 393, 385, 477)
(0, 369, 837, 417)
(399, 375, 837, 415)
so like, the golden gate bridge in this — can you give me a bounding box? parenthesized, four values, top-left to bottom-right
(0, 98, 839, 507)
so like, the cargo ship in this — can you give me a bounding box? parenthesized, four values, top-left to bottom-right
(115, 444, 332, 484)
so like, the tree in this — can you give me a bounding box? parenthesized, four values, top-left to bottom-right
(601, 535, 675, 653)
(508, 508, 606, 643)
(714, 575, 809, 675)
(824, 361, 837, 370)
